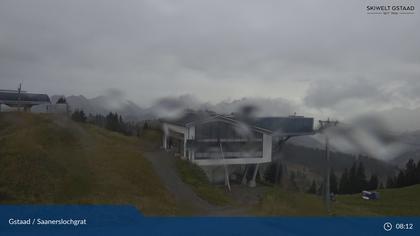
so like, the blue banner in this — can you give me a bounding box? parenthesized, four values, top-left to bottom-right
(0, 205, 418, 236)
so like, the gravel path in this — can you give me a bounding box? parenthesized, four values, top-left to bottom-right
(144, 150, 263, 216)
(144, 151, 215, 214)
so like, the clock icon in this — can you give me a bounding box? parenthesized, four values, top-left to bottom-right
(384, 222, 393, 231)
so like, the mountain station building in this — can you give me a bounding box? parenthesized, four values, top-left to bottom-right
(161, 111, 314, 187)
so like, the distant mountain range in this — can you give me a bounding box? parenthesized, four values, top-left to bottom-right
(50, 95, 147, 121)
(50, 93, 420, 166)
(50, 94, 298, 121)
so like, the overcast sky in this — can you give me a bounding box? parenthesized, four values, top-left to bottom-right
(0, 0, 419, 121)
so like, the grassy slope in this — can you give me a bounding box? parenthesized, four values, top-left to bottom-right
(333, 185, 420, 216)
(256, 187, 327, 216)
(2, 112, 418, 216)
(256, 185, 420, 216)
(0, 112, 176, 215)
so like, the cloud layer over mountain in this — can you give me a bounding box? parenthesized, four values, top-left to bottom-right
(0, 0, 419, 131)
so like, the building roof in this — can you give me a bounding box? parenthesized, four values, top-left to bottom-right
(161, 110, 218, 127)
(253, 116, 314, 134)
(0, 92, 51, 104)
(162, 111, 314, 136)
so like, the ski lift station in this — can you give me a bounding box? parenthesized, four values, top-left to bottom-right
(0, 89, 51, 112)
(161, 111, 314, 187)
(0, 86, 67, 114)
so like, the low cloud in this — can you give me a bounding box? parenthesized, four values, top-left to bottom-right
(211, 97, 299, 117)
(0, 0, 419, 131)
(304, 78, 390, 109)
(315, 115, 409, 161)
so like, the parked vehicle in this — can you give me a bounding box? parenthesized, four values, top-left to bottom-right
(361, 191, 380, 200)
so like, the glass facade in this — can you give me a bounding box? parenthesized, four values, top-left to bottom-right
(194, 121, 264, 160)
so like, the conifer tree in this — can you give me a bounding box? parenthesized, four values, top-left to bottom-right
(405, 159, 417, 186)
(339, 168, 349, 194)
(396, 170, 405, 187)
(349, 162, 357, 193)
(417, 160, 420, 184)
(330, 169, 338, 194)
(368, 175, 378, 190)
(386, 175, 395, 188)
(356, 162, 368, 192)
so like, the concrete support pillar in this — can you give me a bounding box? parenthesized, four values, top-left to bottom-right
(275, 153, 283, 184)
(241, 165, 249, 185)
(162, 124, 168, 150)
(248, 164, 259, 188)
(183, 139, 187, 159)
(162, 133, 167, 149)
(258, 163, 266, 182)
(224, 164, 231, 192)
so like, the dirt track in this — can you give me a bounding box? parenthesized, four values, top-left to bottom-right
(144, 151, 214, 214)
(144, 150, 267, 216)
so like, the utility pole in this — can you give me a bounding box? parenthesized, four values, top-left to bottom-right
(17, 83, 22, 111)
(318, 118, 338, 214)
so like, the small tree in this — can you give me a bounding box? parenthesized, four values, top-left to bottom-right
(265, 163, 279, 184)
(307, 180, 317, 194)
(105, 112, 119, 131)
(386, 175, 395, 189)
(368, 174, 379, 190)
(80, 110, 87, 122)
(288, 171, 298, 191)
(136, 125, 141, 137)
(71, 109, 87, 123)
(339, 168, 349, 194)
(417, 160, 420, 184)
(56, 97, 67, 104)
(143, 121, 149, 130)
(396, 170, 405, 188)
(405, 159, 417, 186)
